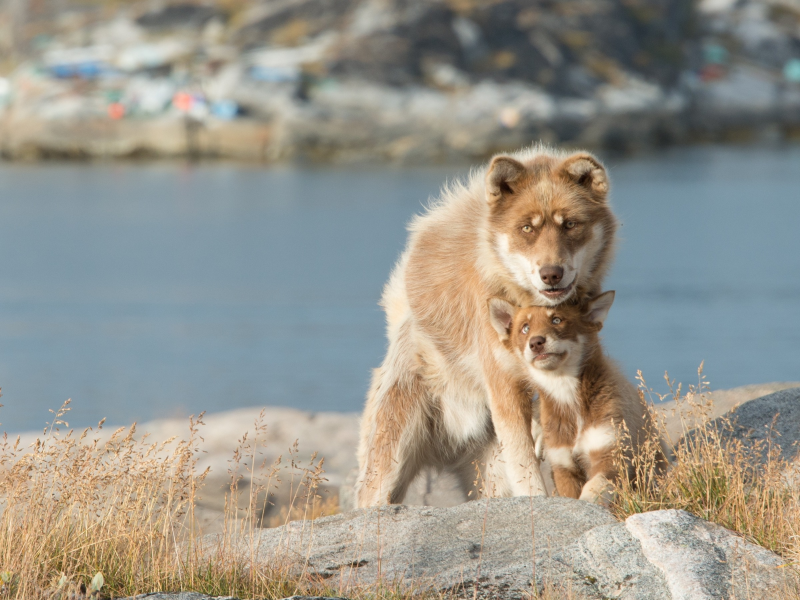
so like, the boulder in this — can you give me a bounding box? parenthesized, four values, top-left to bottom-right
(658, 382, 800, 443)
(704, 386, 800, 461)
(204, 497, 796, 599)
(625, 510, 790, 600)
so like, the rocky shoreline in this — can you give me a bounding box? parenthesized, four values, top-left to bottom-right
(2, 0, 800, 163)
(5, 66, 799, 164)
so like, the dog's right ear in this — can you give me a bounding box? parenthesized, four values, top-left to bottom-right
(584, 290, 615, 329)
(488, 297, 516, 340)
(486, 156, 526, 207)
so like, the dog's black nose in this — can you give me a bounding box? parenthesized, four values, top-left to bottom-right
(529, 336, 546, 353)
(540, 266, 563, 286)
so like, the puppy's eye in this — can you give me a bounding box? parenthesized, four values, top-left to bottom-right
(565, 221, 576, 229)
(522, 225, 533, 233)
(551, 317, 562, 325)
(521, 324, 530, 334)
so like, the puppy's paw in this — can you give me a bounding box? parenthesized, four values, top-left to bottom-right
(579, 474, 615, 506)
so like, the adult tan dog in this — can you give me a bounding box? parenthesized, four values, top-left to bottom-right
(355, 145, 618, 507)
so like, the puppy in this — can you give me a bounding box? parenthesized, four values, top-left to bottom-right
(488, 291, 667, 504)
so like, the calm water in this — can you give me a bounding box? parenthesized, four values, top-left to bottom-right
(0, 146, 798, 431)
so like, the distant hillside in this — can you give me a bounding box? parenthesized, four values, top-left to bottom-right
(1, 0, 799, 161)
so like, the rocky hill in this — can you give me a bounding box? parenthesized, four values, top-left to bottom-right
(1, 0, 799, 161)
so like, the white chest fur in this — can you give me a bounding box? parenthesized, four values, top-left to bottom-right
(528, 367, 580, 409)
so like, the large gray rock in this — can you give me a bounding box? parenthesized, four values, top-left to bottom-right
(708, 387, 800, 461)
(657, 382, 800, 443)
(204, 497, 795, 599)
(569, 522, 671, 599)
(214, 497, 616, 598)
(626, 510, 794, 600)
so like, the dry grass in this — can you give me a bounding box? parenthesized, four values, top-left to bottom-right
(1, 366, 798, 599)
(613, 365, 800, 568)
(0, 402, 355, 600)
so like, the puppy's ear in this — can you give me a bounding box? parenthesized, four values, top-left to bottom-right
(584, 291, 615, 329)
(488, 297, 516, 340)
(486, 156, 526, 207)
(561, 153, 609, 200)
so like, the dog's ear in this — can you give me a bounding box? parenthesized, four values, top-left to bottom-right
(488, 297, 516, 340)
(561, 153, 609, 200)
(486, 156, 526, 206)
(584, 290, 615, 329)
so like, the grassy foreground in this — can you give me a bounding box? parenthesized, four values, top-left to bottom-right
(0, 368, 798, 599)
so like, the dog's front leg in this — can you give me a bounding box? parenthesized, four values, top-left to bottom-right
(484, 368, 548, 497)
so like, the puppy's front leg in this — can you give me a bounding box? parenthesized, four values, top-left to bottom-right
(581, 446, 617, 506)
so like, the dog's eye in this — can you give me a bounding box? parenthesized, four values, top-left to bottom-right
(521, 324, 530, 334)
(521, 225, 533, 233)
(551, 317, 562, 325)
(565, 221, 576, 229)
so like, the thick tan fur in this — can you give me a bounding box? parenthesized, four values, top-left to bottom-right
(356, 145, 618, 507)
(488, 293, 668, 504)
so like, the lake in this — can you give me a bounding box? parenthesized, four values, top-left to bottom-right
(0, 146, 798, 432)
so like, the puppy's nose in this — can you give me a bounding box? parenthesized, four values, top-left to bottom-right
(539, 266, 563, 286)
(529, 336, 546, 353)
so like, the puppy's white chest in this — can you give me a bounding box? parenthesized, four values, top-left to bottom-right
(529, 369, 580, 408)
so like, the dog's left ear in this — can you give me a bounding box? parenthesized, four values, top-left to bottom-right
(561, 153, 609, 200)
(584, 290, 615, 328)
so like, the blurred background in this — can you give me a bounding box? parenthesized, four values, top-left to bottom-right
(0, 0, 798, 432)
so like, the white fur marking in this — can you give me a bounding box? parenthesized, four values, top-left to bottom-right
(440, 388, 490, 445)
(529, 368, 580, 407)
(578, 424, 616, 454)
(495, 233, 535, 291)
(553, 214, 564, 225)
(531, 214, 543, 227)
(547, 446, 575, 469)
(551, 222, 605, 296)
(532, 419, 545, 460)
